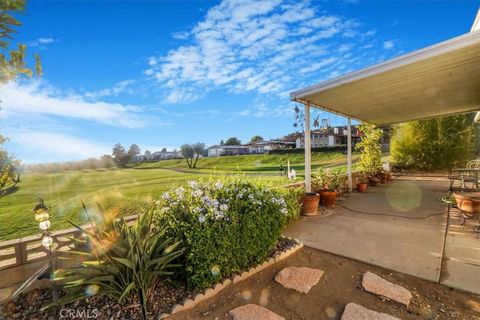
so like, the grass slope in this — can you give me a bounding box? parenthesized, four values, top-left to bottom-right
(0, 152, 350, 241)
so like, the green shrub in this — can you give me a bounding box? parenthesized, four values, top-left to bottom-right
(152, 177, 297, 289)
(391, 114, 477, 171)
(355, 124, 383, 175)
(56, 207, 182, 320)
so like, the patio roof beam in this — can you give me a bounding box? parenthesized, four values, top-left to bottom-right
(290, 30, 480, 126)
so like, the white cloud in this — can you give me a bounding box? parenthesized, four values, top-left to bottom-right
(14, 132, 110, 163)
(147, 0, 383, 103)
(172, 31, 190, 40)
(383, 40, 394, 50)
(84, 79, 137, 99)
(0, 81, 146, 128)
(30, 37, 57, 47)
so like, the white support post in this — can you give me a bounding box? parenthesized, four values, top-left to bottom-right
(347, 117, 352, 193)
(304, 102, 312, 193)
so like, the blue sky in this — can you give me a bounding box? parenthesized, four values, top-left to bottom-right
(1, 0, 479, 163)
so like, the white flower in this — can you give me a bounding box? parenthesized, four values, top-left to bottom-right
(248, 194, 254, 200)
(162, 192, 171, 200)
(193, 189, 203, 197)
(198, 214, 206, 223)
(214, 211, 225, 220)
(214, 181, 223, 189)
(188, 180, 198, 188)
(176, 187, 185, 196)
(280, 208, 288, 215)
(220, 204, 228, 211)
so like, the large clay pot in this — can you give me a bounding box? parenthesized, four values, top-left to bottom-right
(357, 183, 367, 193)
(301, 193, 320, 216)
(320, 190, 337, 207)
(453, 192, 480, 215)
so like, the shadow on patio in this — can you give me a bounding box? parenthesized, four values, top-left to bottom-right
(284, 177, 480, 295)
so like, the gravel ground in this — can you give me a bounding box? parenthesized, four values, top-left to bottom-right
(175, 246, 480, 320)
(0, 238, 297, 320)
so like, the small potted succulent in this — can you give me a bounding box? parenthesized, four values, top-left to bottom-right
(356, 173, 368, 193)
(312, 169, 342, 207)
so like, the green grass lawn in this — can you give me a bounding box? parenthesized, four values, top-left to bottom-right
(0, 152, 352, 241)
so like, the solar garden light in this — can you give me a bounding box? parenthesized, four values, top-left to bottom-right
(33, 198, 58, 315)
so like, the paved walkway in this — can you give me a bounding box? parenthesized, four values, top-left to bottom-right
(285, 178, 480, 295)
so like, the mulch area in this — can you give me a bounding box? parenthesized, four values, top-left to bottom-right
(0, 238, 297, 320)
(175, 246, 480, 320)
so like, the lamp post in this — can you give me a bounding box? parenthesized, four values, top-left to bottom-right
(33, 198, 57, 317)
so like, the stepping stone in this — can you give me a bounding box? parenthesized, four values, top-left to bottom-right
(362, 271, 412, 307)
(229, 304, 285, 320)
(341, 303, 400, 320)
(275, 266, 324, 293)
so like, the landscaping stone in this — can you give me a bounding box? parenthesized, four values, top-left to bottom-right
(274, 266, 324, 293)
(341, 303, 400, 320)
(229, 304, 285, 320)
(362, 271, 412, 307)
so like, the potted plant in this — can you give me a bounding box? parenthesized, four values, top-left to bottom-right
(301, 192, 320, 216)
(312, 169, 342, 207)
(356, 173, 368, 192)
(355, 124, 383, 187)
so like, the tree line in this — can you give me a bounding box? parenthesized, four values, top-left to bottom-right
(0, 0, 42, 198)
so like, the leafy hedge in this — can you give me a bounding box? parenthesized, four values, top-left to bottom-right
(391, 114, 477, 171)
(152, 177, 300, 289)
(268, 145, 347, 155)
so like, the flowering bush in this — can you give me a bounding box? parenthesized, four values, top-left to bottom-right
(152, 177, 299, 289)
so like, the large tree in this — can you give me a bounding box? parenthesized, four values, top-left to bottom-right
(224, 137, 241, 145)
(249, 135, 264, 143)
(1, 0, 42, 83)
(0, 0, 41, 197)
(112, 143, 128, 166)
(191, 143, 205, 168)
(127, 144, 141, 159)
(180, 143, 205, 168)
(0, 136, 20, 197)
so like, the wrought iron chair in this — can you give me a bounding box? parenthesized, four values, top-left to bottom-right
(448, 159, 480, 193)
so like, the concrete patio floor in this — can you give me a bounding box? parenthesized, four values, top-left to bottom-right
(284, 178, 480, 295)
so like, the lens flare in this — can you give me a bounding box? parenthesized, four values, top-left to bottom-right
(90, 231, 117, 256)
(386, 181, 422, 212)
(241, 289, 252, 301)
(210, 265, 221, 277)
(325, 306, 337, 319)
(259, 288, 270, 306)
(85, 284, 100, 297)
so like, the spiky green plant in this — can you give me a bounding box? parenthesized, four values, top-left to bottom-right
(54, 206, 182, 319)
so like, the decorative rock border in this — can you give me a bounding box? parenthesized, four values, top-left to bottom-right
(158, 238, 304, 319)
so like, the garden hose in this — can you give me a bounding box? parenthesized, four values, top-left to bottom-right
(336, 203, 445, 220)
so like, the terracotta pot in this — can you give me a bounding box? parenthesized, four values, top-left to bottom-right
(453, 192, 480, 215)
(320, 190, 337, 207)
(357, 183, 367, 193)
(369, 176, 380, 187)
(301, 192, 320, 216)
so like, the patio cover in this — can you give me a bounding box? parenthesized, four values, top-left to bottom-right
(290, 13, 480, 193)
(290, 30, 480, 126)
